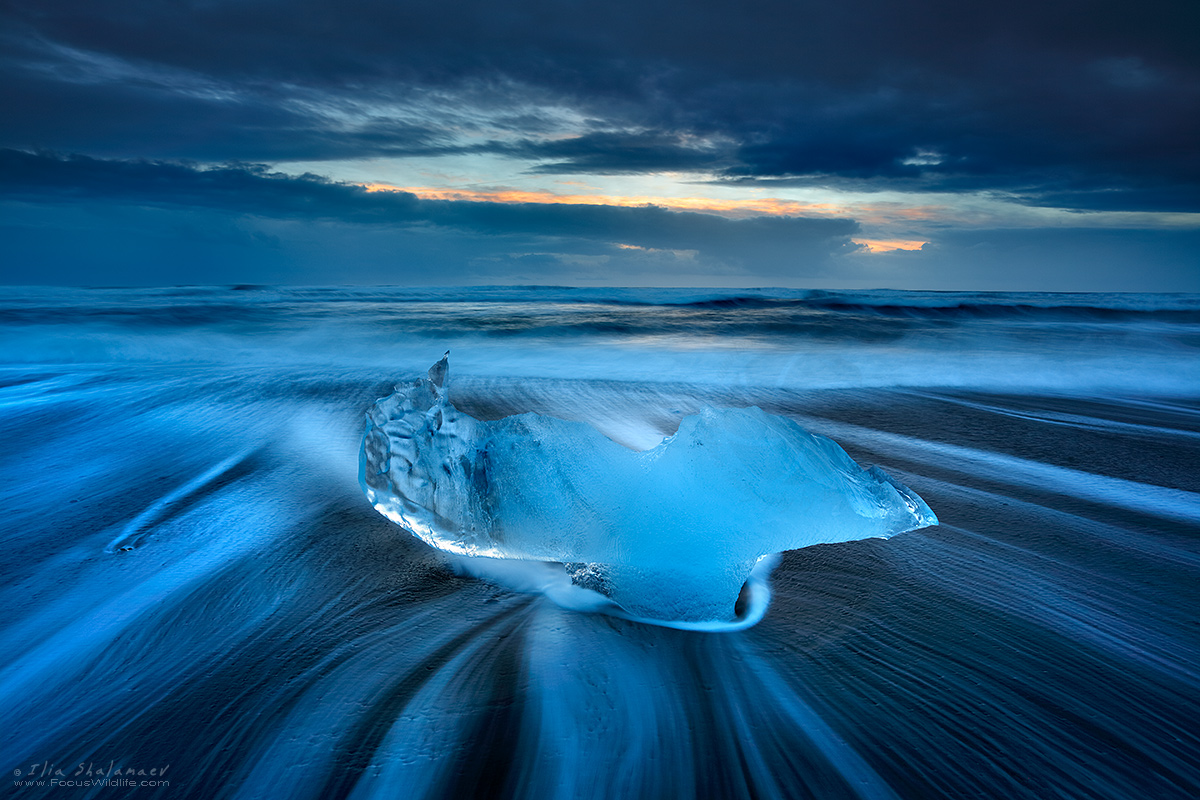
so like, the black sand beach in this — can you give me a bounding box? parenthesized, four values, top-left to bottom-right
(1, 287, 1197, 798)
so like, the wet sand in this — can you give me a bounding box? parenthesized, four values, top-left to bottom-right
(1, 366, 1197, 799)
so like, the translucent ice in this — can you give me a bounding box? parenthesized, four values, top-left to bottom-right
(360, 355, 937, 623)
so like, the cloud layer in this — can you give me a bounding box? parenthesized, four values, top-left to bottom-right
(0, 149, 864, 284)
(0, 0, 1196, 287)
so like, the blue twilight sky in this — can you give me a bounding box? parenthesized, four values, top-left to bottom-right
(0, 0, 1197, 290)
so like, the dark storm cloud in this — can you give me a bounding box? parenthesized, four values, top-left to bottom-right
(2, 0, 1197, 212)
(506, 132, 738, 175)
(0, 31, 452, 162)
(0, 148, 423, 221)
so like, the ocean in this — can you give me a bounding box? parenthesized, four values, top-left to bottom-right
(1, 286, 1198, 798)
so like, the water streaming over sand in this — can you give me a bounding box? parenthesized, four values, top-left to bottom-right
(1, 286, 1198, 798)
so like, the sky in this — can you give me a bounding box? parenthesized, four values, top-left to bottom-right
(0, 0, 1197, 290)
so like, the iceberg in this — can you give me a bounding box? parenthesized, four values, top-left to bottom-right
(360, 355, 937, 623)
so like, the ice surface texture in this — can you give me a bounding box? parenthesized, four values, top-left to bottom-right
(361, 355, 937, 622)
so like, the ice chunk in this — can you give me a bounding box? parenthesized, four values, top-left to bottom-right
(360, 355, 937, 623)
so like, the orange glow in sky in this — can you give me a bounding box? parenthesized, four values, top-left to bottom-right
(852, 238, 928, 253)
(361, 183, 944, 252)
(362, 183, 845, 218)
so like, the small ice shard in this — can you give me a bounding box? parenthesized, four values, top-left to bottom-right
(360, 355, 937, 623)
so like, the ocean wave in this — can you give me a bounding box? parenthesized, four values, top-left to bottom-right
(0, 287, 1197, 399)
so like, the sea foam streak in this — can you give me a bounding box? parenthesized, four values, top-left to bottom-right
(361, 354, 937, 623)
(3, 288, 1200, 798)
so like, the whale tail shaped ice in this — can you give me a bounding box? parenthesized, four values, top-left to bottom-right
(361, 355, 937, 624)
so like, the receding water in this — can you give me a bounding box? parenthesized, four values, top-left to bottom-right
(1, 286, 1198, 799)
